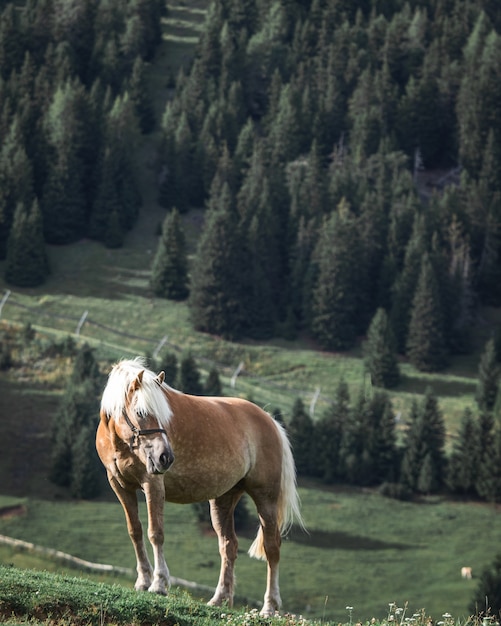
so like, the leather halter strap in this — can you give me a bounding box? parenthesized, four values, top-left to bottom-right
(122, 409, 167, 451)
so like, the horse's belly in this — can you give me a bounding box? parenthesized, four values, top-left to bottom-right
(162, 465, 246, 504)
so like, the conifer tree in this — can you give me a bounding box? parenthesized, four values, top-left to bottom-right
(390, 213, 429, 352)
(49, 346, 102, 496)
(400, 388, 446, 493)
(176, 354, 204, 395)
(288, 397, 315, 477)
(476, 425, 501, 503)
(364, 308, 400, 389)
(205, 367, 222, 396)
(476, 338, 500, 413)
(129, 56, 155, 134)
(311, 200, 362, 351)
(447, 407, 480, 496)
(469, 553, 501, 617)
(0, 119, 35, 258)
(315, 379, 350, 483)
(406, 254, 448, 372)
(365, 391, 398, 484)
(5, 199, 49, 287)
(158, 352, 178, 386)
(150, 208, 189, 301)
(70, 424, 102, 499)
(189, 183, 250, 339)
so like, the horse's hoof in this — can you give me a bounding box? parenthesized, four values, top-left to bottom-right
(148, 585, 168, 595)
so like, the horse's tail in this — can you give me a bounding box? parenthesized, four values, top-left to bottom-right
(248, 420, 305, 560)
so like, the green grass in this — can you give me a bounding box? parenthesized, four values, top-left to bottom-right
(0, 489, 496, 623)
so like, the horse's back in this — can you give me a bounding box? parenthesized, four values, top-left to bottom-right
(162, 393, 283, 503)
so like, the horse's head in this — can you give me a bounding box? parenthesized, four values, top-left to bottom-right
(121, 369, 175, 475)
(101, 360, 175, 476)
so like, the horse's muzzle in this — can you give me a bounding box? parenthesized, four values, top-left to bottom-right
(148, 449, 174, 474)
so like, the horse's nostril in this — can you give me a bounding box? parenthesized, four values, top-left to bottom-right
(160, 453, 173, 468)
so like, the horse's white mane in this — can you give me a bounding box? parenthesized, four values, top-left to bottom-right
(101, 357, 173, 427)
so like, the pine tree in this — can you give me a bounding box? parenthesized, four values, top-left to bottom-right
(205, 367, 222, 396)
(189, 183, 250, 340)
(364, 308, 400, 389)
(49, 347, 103, 495)
(150, 209, 189, 301)
(287, 397, 315, 477)
(476, 427, 501, 503)
(469, 553, 501, 617)
(315, 379, 350, 482)
(400, 388, 446, 493)
(311, 201, 362, 351)
(176, 354, 204, 395)
(406, 254, 448, 372)
(158, 352, 178, 386)
(476, 338, 500, 413)
(5, 199, 49, 287)
(447, 407, 480, 496)
(390, 213, 429, 352)
(0, 118, 35, 258)
(70, 424, 102, 499)
(49, 378, 100, 490)
(129, 56, 155, 133)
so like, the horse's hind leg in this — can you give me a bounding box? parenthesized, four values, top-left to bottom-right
(249, 491, 282, 616)
(207, 488, 243, 609)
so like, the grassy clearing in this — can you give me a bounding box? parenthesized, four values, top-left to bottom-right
(0, 489, 496, 622)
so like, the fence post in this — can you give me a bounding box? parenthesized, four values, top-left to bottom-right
(0, 290, 11, 318)
(309, 386, 320, 417)
(75, 310, 88, 336)
(153, 335, 169, 360)
(231, 361, 244, 388)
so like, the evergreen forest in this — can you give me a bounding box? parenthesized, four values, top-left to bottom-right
(2, 0, 501, 374)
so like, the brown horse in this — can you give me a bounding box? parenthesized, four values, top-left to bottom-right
(95, 358, 303, 616)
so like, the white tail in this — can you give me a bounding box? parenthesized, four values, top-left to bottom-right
(248, 420, 305, 560)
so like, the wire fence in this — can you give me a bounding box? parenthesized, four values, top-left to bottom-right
(0, 289, 337, 417)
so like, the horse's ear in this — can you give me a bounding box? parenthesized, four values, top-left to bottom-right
(156, 371, 165, 385)
(128, 370, 144, 394)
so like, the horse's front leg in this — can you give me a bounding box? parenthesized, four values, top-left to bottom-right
(143, 477, 170, 595)
(108, 475, 153, 591)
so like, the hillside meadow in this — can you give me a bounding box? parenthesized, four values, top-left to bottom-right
(0, 488, 496, 623)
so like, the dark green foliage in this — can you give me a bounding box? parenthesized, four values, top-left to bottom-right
(476, 338, 500, 413)
(311, 203, 363, 351)
(475, 427, 501, 503)
(287, 398, 315, 477)
(447, 407, 480, 496)
(314, 379, 350, 483)
(406, 254, 448, 372)
(49, 345, 103, 498)
(189, 184, 250, 340)
(158, 351, 178, 386)
(150, 209, 189, 301)
(5, 199, 49, 287)
(364, 308, 400, 389)
(337, 389, 398, 486)
(176, 354, 204, 395)
(469, 553, 501, 617)
(205, 367, 222, 396)
(400, 388, 446, 494)
(129, 56, 155, 133)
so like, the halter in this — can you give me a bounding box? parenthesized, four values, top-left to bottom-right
(122, 409, 168, 452)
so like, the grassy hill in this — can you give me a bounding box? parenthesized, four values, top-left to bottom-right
(0, 1, 500, 624)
